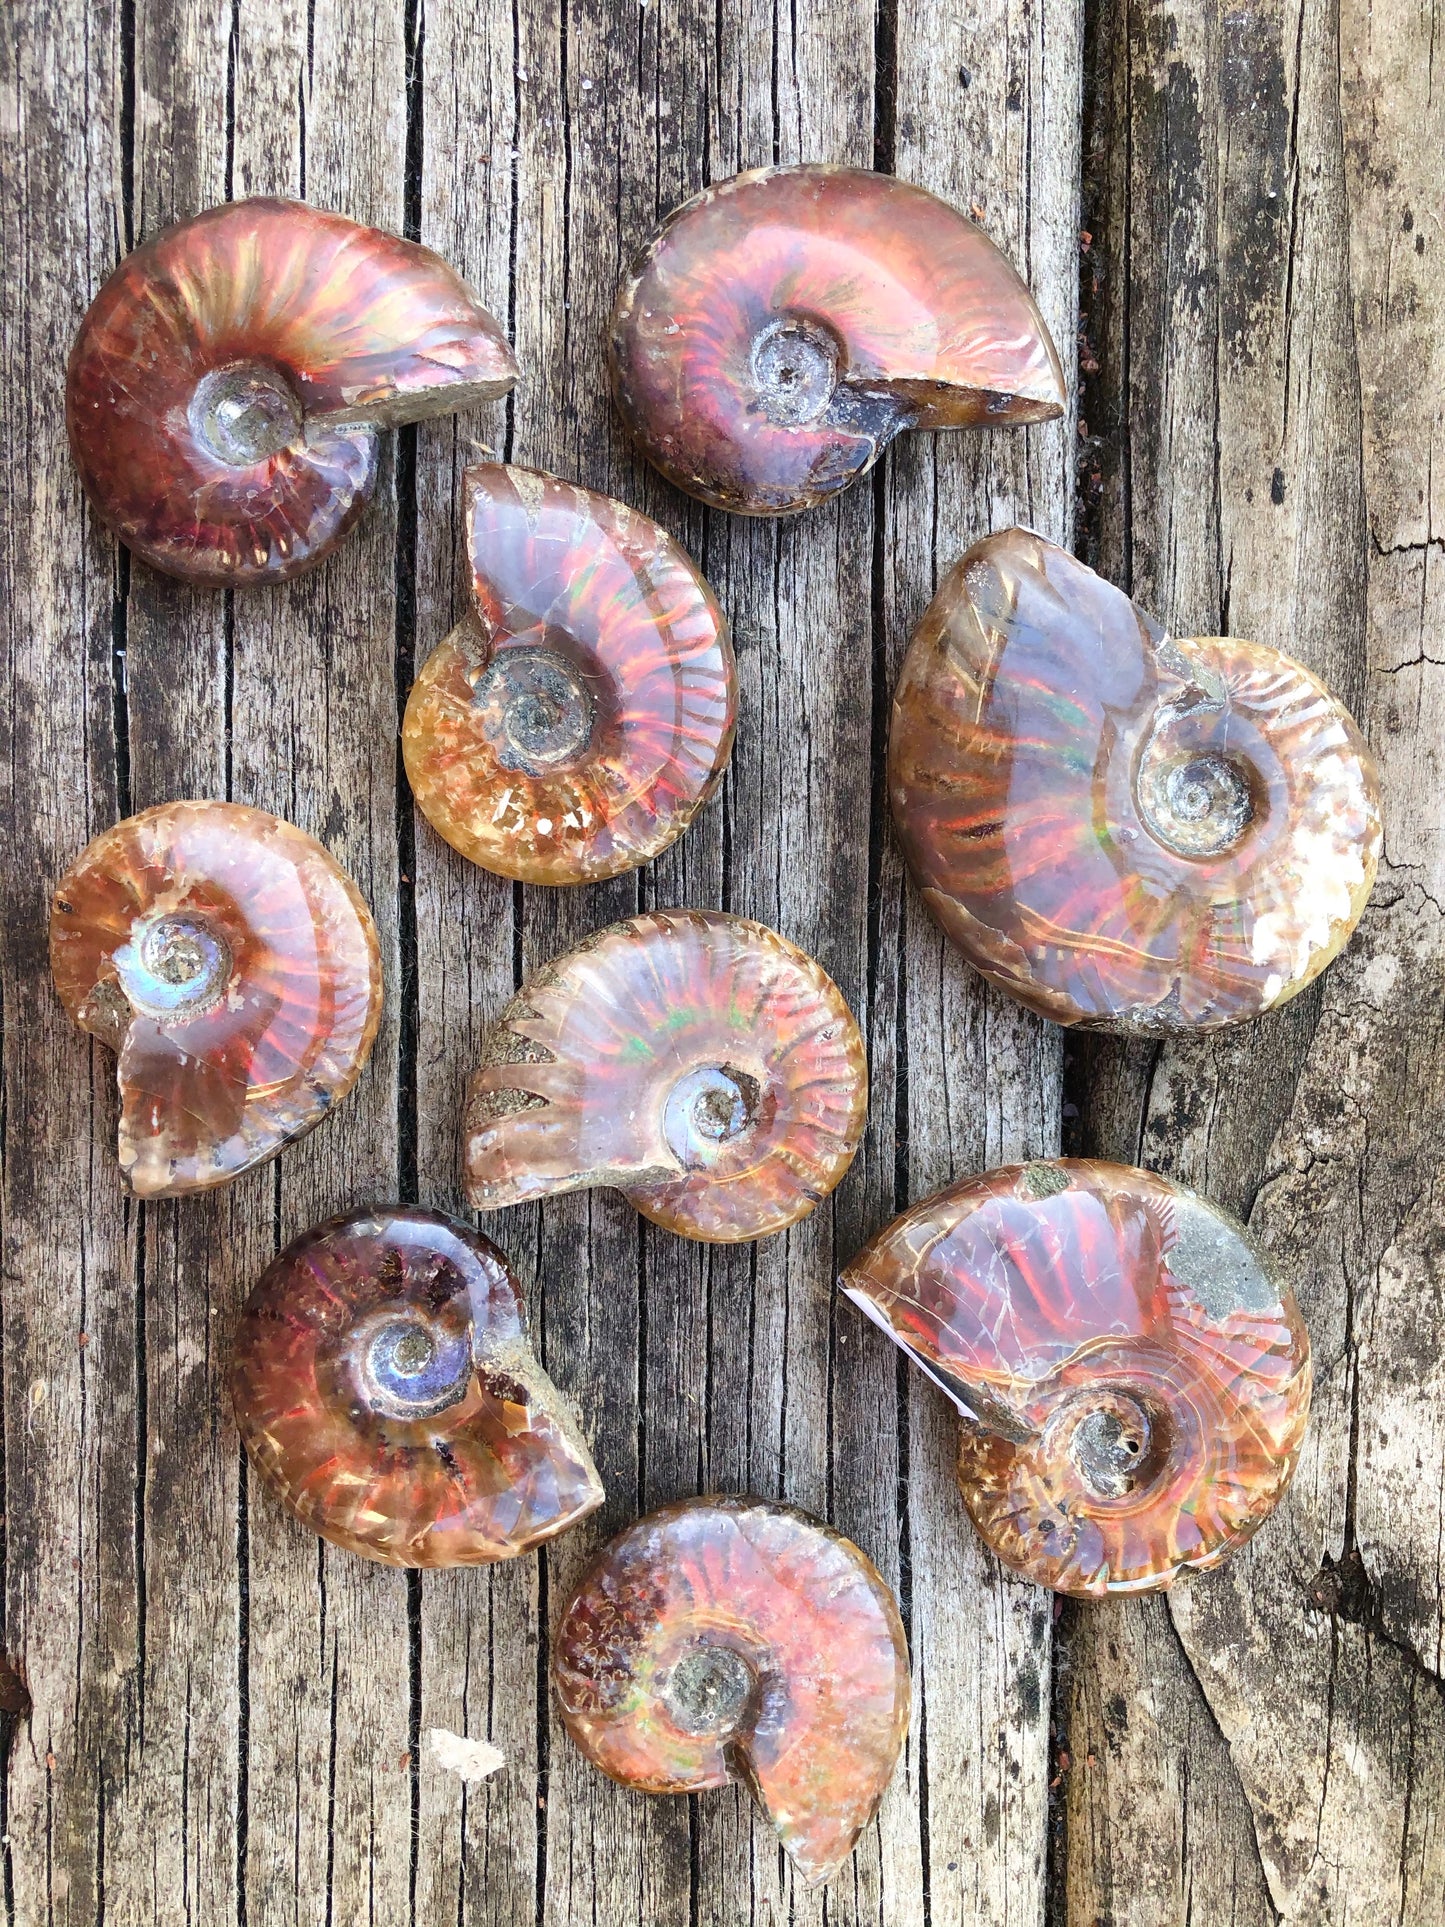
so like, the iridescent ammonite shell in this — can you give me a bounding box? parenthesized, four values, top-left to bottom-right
(610, 164, 1066, 515)
(552, 1495, 909, 1885)
(230, 1206, 603, 1566)
(890, 528, 1383, 1031)
(67, 198, 518, 584)
(50, 801, 382, 1196)
(841, 1159, 1312, 1596)
(463, 910, 866, 1242)
(402, 464, 736, 884)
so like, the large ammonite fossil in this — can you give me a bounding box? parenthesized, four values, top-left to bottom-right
(50, 801, 382, 1196)
(610, 164, 1066, 515)
(551, 1495, 910, 1886)
(230, 1205, 603, 1566)
(841, 1159, 1311, 1595)
(403, 463, 736, 884)
(67, 197, 518, 584)
(463, 909, 866, 1242)
(890, 527, 1383, 1031)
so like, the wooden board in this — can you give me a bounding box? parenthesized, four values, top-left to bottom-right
(0, 0, 1438, 1921)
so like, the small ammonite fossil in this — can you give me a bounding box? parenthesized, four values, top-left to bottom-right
(403, 463, 736, 884)
(841, 1159, 1312, 1595)
(889, 527, 1383, 1031)
(610, 164, 1066, 515)
(67, 197, 518, 584)
(551, 1495, 910, 1885)
(463, 909, 867, 1242)
(50, 801, 382, 1196)
(230, 1205, 603, 1566)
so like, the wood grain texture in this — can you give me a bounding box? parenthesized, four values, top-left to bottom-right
(3, 0, 1438, 1922)
(1060, 0, 1445, 1921)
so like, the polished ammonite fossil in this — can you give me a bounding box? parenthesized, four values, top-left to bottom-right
(50, 801, 382, 1195)
(403, 463, 736, 884)
(230, 1205, 602, 1566)
(551, 1495, 910, 1885)
(463, 909, 867, 1241)
(890, 527, 1383, 1031)
(841, 1158, 1311, 1595)
(67, 197, 517, 584)
(610, 164, 1066, 515)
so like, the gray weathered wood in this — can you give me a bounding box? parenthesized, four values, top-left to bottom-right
(1060, 0, 1445, 1920)
(5, 0, 1440, 1921)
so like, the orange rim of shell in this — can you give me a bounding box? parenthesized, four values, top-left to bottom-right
(463, 909, 867, 1241)
(403, 464, 736, 884)
(551, 1494, 910, 1885)
(50, 800, 383, 1195)
(840, 1159, 1312, 1594)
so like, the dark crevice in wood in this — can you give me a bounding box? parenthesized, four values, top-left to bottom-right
(131, 1199, 147, 1754)
(119, 0, 135, 251)
(635, 1209, 649, 1514)
(93, 1770, 104, 1925)
(224, 0, 239, 202)
(223, 592, 234, 799)
(532, 1553, 549, 1927)
(235, 1455, 250, 1927)
(110, 551, 132, 819)
(406, 1571, 422, 1927)
(322, 1640, 338, 1927)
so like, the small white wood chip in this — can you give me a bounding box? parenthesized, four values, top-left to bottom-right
(428, 1727, 505, 1784)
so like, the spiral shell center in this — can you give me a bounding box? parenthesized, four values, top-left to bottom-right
(471, 645, 597, 774)
(116, 911, 233, 1020)
(1135, 733, 1257, 860)
(749, 315, 839, 425)
(189, 361, 304, 466)
(663, 1064, 761, 1166)
(353, 1310, 474, 1421)
(1054, 1388, 1167, 1502)
(662, 1644, 756, 1736)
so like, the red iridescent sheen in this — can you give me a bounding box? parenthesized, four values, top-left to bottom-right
(50, 801, 382, 1196)
(403, 464, 736, 884)
(841, 1160, 1312, 1595)
(890, 528, 1383, 1031)
(463, 909, 867, 1242)
(610, 164, 1065, 514)
(552, 1496, 910, 1886)
(67, 197, 517, 584)
(230, 1206, 603, 1567)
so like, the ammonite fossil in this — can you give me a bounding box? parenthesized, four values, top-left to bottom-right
(610, 164, 1066, 515)
(67, 197, 517, 584)
(890, 528, 1383, 1031)
(231, 1206, 602, 1566)
(403, 463, 736, 884)
(463, 910, 866, 1241)
(552, 1495, 909, 1885)
(841, 1159, 1312, 1595)
(50, 801, 382, 1196)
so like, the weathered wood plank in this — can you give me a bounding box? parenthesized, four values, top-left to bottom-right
(1062, 0, 1445, 1919)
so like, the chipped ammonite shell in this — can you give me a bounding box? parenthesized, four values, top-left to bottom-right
(231, 1205, 603, 1566)
(403, 463, 736, 884)
(841, 1159, 1312, 1596)
(552, 1495, 910, 1886)
(464, 910, 866, 1242)
(610, 164, 1066, 515)
(67, 197, 518, 584)
(890, 527, 1383, 1031)
(50, 801, 382, 1196)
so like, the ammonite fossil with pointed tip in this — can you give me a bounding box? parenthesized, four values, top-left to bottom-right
(403, 464, 736, 884)
(50, 801, 382, 1196)
(230, 1205, 603, 1566)
(610, 164, 1066, 515)
(552, 1495, 909, 1885)
(841, 1159, 1311, 1595)
(463, 910, 866, 1241)
(67, 197, 518, 584)
(890, 528, 1382, 1031)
